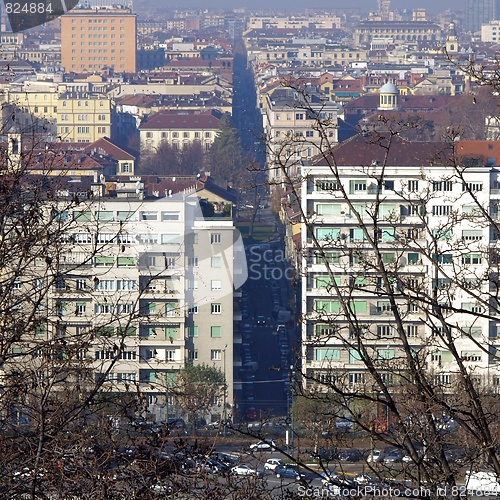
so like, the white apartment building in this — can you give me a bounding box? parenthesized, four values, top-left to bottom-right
(481, 19, 500, 42)
(300, 134, 500, 394)
(30, 178, 240, 422)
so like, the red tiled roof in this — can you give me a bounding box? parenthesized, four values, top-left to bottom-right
(455, 140, 500, 166)
(139, 109, 222, 130)
(312, 133, 454, 167)
(84, 137, 136, 161)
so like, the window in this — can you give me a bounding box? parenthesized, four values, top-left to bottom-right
(161, 211, 179, 221)
(349, 349, 362, 364)
(316, 180, 340, 191)
(211, 349, 222, 361)
(432, 180, 453, 191)
(461, 351, 482, 361)
(117, 211, 135, 221)
(188, 305, 198, 315)
(348, 373, 365, 386)
(432, 205, 452, 216)
(76, 302, 87, 315)
(96, 279, 114, 291)
(165, 303, 177, 317)
(317, 252, 341, 264)
(187, 326, 198, 337)
(462, 230, 482, 241)
(140, 211, 158, 221)
(350, 180, 367, 192)
(315, 300, 340, 313)
(95, 303, 113, 314)
(316, 203, 341, 216)
(188, 280, 198, 290)
(306, 130, 314, 137)
(211, 233, 221, 244)
(95, 256, 114, 266)
(211, 326, 222, 338)
(117, 257, 136, 267)
(211, 303, 221, 314)
(116, 303, 133, 314)
(211, 280, 221, 290)
(188, 350, 198, 361)
(97, 233, 114, 244)
(76, 279, 87, 290)
(377, 325, 393, 337)
(378, 349, 395, 360)
(315, 324, 335, 336)
(74, 233, 92, 244)
(316, 227, 341, 240)
(117, 280, 137, 290)
(462, 253, 482, 265)
(463, 182, 483, 192)
(161, 234, 181, 245)
(138, 234, 158, 244)
(117, 233, 134, 244)
(211, 256, 222, 268)
(315, 348, 340, 361)
(188, 256, 198, 267)
(406, 324, 419, 337)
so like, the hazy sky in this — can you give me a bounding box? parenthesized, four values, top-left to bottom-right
(158, 0, 460, 15)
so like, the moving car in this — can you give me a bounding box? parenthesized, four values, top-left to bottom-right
(231, 464, 260, 476)
(275, 465, 305, 481)
(256, 316, 267, 326)
(264, 458, 284, 471)
(250, 440, 276, 451)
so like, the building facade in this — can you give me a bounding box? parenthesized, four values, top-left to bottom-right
(61, 5, 137, 73)
(28, 179, 239, 422)
(299, 134, 500, 395)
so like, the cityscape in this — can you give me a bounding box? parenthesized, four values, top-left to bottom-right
(1, 0, 500, 497)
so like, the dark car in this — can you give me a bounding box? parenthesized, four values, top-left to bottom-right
(383, 449, 404, 463)
(256, 316, 267, 326)
(275, 465, 305, 481)
(338, 448, 362, 462)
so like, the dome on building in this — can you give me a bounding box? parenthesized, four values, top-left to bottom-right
(380, 82, 399, 95)
(378, 81, 399, 110)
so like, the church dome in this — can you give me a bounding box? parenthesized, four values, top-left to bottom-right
(380, 82, 399, 94)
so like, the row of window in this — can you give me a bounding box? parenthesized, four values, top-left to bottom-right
(314, 179, 484, 193)
(145, 131, 212, 139)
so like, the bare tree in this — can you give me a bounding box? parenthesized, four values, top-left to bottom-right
(262, 78, 500, 493)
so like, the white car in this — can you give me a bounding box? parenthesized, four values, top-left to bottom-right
(231, 464, 259, 476)
(367, 449, 383, 462)
(264, 458, 283, 471)
(250, 440, 276, 451)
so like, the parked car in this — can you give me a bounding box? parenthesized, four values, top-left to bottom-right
(338, 448, 362, 462)
(275, 465, 305, 481)
(383, 449, 404, 463)
(231, 464, 260, 476)
(354, 474, 376, 485)
(250, 440, 276, 451)
(264, 458, 284, 471)
(367, 449, 383, 462)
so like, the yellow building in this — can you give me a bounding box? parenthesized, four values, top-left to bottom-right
(4, 88, 114, 143)
(57, 93, 113, 143)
